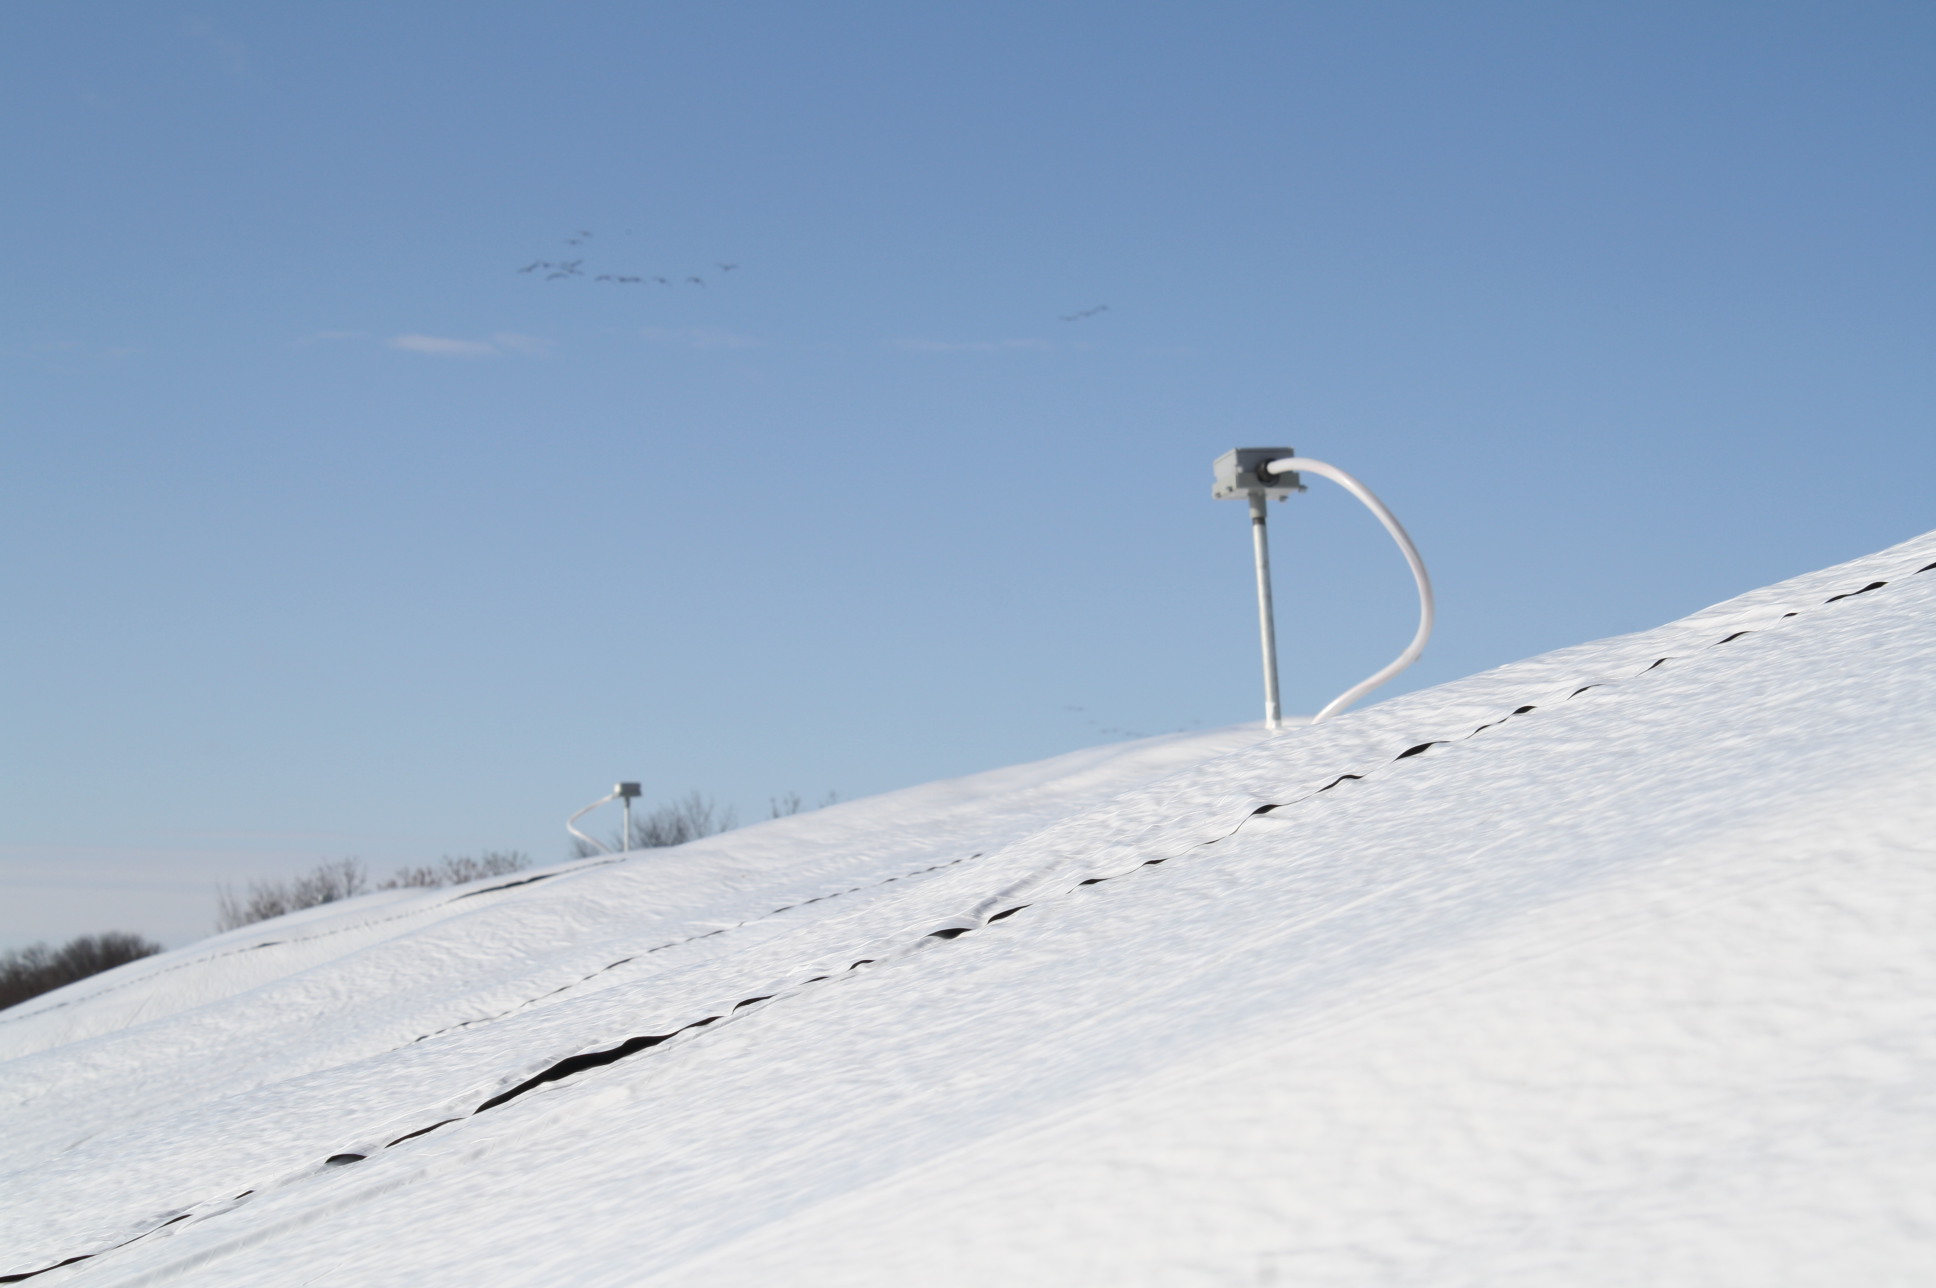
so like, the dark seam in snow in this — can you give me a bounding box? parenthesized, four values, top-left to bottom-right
(455, 872, 559, 899)
(1188, 566, 1925, 866)
(0, 1214, 190, 1283)
(473, 1017, 720, 1113)
(386, 1119, 459, 1147)
(1824, 580, 1888, 603)
(973, 560, 1931, 940)
(460, 914, 1012, 1125)
(0, 1256, 91, 1283)
(406, 853, 988, 1044)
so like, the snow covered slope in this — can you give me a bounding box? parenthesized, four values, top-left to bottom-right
(7, 532, 1936, 1285)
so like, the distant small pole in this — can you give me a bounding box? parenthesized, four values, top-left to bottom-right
(617, 782, 642, 851)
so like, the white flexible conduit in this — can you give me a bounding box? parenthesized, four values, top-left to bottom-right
(566, 788, 621, 855)
(1264, 456, 1435, 723)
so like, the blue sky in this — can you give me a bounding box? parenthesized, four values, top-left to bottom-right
(3, 1, 1932, 949)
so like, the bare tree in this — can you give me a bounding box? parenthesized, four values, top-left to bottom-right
(215, 852, 539, 929)
(380, 851, 531, 890)
(639, 791, 735, 846)
(215, 858, 368, 932)
(571, 791, 738, 856)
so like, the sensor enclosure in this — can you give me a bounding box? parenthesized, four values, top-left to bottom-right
(616, 782, 641, 799)
(1212, 448, 1302, 500)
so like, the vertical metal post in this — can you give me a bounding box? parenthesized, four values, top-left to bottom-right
(1249, 491, 1282, 730)
(622, 795, 634, 852)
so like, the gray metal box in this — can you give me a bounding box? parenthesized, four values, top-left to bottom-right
(1212, 447, 1301, 500)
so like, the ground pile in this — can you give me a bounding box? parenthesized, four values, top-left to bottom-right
(6, 531, 1936, 1286)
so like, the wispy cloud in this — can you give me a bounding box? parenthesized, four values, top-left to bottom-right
(388, 334, 497, 358)
(891, 338, 1053, 353)
(641, 326, 760, 350)
(385, 332, 552, 359)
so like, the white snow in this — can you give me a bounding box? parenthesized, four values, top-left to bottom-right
(6, 532, 1936, 1285)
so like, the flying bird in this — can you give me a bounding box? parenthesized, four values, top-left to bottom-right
(514, 242, 694, 290)
(1058, 305, 1110, 322)
(717, 262, 739, 273)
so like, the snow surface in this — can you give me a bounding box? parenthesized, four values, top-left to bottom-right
(7, 532, 1936, 1285)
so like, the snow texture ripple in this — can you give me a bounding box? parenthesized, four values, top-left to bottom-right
(6, 532, 1936, 1284)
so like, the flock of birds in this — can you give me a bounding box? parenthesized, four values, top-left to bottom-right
(518, 232, 737, 287)
(517, 231, 1108, 321)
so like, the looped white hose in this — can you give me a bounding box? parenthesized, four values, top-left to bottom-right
(1264, 457, 1434, 722)
(566, 788, 621, 855)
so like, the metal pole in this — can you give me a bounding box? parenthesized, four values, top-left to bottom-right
(623, 795, 634, 852)
(1249, 491, 1282, 730)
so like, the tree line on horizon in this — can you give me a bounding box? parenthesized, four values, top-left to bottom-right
(225, 789, 823, 927)
(3, 790, 837, 1012)
(0, 932, 163, 1012)
(213, 852, 536, 931)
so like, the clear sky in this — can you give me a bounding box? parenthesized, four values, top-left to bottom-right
(4, 1, 1932, 950)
